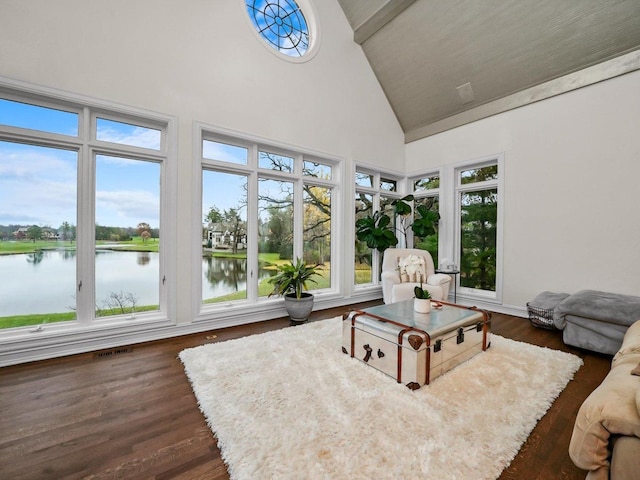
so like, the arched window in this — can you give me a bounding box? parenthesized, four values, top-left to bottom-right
(245, 0, 310, 58)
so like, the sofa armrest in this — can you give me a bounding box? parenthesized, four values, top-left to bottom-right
(426, 273, 451, 287)
(569, 357, 640, 475)
(381, 271, 401, 304)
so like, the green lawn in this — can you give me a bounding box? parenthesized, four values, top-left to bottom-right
(0, 237, 160, 255)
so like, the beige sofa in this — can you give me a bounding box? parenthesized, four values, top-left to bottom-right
(569, 320, 640, 479)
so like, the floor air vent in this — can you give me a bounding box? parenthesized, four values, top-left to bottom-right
(94, 346, 133, 359)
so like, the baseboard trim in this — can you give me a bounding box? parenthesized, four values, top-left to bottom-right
(0, 292, 384, 367)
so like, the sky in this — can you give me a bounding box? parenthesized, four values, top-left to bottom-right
(0, 99, 161, 229)
(1, 98, 331, 232)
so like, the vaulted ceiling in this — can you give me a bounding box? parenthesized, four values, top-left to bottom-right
(336, 0, 640, 142)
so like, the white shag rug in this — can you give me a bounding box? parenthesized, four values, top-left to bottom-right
(179, 317, 582, 480)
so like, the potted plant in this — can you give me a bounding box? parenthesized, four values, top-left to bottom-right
(267, 257, 321, 324)
(413, 284, 432, 313)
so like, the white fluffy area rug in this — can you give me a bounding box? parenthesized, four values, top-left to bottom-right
(179, 316, 582, 480)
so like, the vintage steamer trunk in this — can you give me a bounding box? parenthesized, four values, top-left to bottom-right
(342, 300, 491, 389)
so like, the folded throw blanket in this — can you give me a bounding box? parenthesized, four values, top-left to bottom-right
(554, 290, 640, 329)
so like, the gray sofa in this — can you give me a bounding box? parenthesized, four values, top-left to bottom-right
(553, 290, 640, 355)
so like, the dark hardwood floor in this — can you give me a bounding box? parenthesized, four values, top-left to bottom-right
(0, 301, 611, 480)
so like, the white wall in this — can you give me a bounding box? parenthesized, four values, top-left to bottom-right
(0, 0, 404, 327)
(406, 70, 640, 310)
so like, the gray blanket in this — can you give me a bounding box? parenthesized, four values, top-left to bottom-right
(554, 289, 640, 329)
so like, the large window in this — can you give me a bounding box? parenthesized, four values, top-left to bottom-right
(200, 130, 337, 310)
(456, 161, 501, 299)
(354, 168, 404, 286)
(0, 92, 172, 332)
(411, 173, 440, 262)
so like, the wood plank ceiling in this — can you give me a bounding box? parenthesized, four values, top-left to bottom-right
(336, 0, 640, 141)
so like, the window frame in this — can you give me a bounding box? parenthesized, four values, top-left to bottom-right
(408, 170, 441, 259)
(453, 155, 504, 303)
(353, 165, 406, 289)
(0, 80, 177, 340)
(240, 0, 321, 63)
(195, 124, 340, 320)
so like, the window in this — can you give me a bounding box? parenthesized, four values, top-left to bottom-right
(200, 130, 337, 310)
(409, 173, 440, 261)
(259, 150, 294, 172)
(0, 98, 78, 136)
(455, 160, 502, 299)
(0, 89, 172, 332)
(95, 155, 161, 318)
(203, 139, 248, 165)
(202, 170, 248, 303)
(354, 191, 373, 285)
(354, 168, 404, 286)
(0, 141, 78, 327)
(96, 118, 161, 150)
(258, 177, 295, 296)
(245, 0, 310, 58)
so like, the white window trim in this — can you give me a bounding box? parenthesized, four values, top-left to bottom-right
(451, 153, 504, 304)
(407, 169, 441, 254)
(0, 76, 178, 343)
(239, 0, 321, 63)
(353, 163, 405, 290)
(194, 122, 342, 323)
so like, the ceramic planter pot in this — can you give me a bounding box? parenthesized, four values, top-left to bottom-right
(414, 298, 431, 313)
(284, 292, 314, 324)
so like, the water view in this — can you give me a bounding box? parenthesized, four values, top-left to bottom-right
(0, 249, 261, 319)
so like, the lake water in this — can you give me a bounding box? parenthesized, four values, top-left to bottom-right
(0, 250, 267, 317)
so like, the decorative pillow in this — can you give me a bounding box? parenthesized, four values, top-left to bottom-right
(397, 255, 426, 283)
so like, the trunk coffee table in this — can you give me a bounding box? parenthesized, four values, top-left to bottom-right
(342, 300, 491, 389)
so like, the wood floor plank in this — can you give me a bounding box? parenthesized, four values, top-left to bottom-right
(0, 303, 610, 480)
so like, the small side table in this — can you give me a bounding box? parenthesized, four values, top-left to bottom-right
(435, 269, 460, 303)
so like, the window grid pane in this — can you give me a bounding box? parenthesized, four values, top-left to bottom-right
(460, 165, 498, 184)
(259, 151, 294, 172)
(0, 142, 77, 328)
(258, 178, 294, 296)
(202, 171, 248, 303)
(203, 140, 248, 165)
(96, 118, 161, 150)
(95, 155, 161, 318)
(303, 185, 331, 289)
(0, 98, 78, 136)
(355, 172, 373, 188)
(354, 192, 373, 284)
(459, 188, 497, 292)
(303, 160, 332, 179)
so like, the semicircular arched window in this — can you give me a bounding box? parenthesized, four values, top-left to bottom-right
(245, 0, 310, 58)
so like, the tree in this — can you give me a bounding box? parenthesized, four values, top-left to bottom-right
(222, 207, 245, 254)
(137, 222, 151, 243)
(26, 225, 42, 243)
(265, 205, 293, 259)
(303, 186, 331, 264)
(204, 206, 223, 225)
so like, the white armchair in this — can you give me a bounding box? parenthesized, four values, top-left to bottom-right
(381, 248, 452, 304)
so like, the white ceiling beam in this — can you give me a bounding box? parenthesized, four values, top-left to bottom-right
(354, 0, 416, 45)
(404, 50, 640, 143)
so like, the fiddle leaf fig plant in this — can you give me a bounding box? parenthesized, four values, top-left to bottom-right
(391, 194, 413, 216)
(411, 204, 440, 237)
(355, 210, 398, 253)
